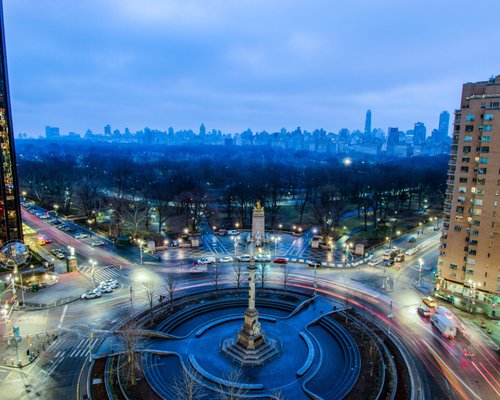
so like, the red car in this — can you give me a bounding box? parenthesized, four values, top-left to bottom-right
(273, 257, 287, 264)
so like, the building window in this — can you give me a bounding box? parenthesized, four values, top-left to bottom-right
(456, 206, 464, 213)
(476, 168, 487, 175)
(463, 146, 471, 153)
(459, 186, 467, 193)
(459, 177, 467, 183)
(461, 157, 470, 163)
(450, 272, 457, 278)
(472, 220, 480, 226)
(479, 157, 489, 164)
(465, 125, 474, 132)
(481, 136, 491, 143)
(472, 199, 483, 206)
(483, 114, 493, 120)
(464, 136, 473, 142)
(469, 240, 478, 246)
(460, 166, 469, 173)
(483, 125, 493, 132)
(465, 268, 474, 275)
(466, 114, 475, 121)
(455, 215, 463, 222)
(454, 225, 462, 232)
(489, 102, 499, 108)
(450, 264, 458, 270)
(457, 196, 465, 203)
(480, 147, 489, 153)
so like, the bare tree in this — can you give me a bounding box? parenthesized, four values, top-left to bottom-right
(153, 200, 172, 234)
(165, 274, 177, 311)
(172, 366, 205, 400)
(217, 368, 248, 400)
(232, 263, 245, 296)
(213, 264, 221, 297)
(281, 264, 290, 297)
(257, 264, 271, 289)
(141, 280, 160, 323)
(117, 322, 142, 386)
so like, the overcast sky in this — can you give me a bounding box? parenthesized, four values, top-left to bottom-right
(4, 0, 500, 137)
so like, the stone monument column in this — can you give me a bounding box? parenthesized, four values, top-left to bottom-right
(252, 201, 265, 247)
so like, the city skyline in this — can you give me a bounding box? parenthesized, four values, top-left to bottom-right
(4, 0, 500, 136)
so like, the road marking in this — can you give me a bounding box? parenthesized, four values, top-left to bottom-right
(57, 304, 68, 330)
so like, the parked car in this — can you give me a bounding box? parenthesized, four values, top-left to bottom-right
(368, 258, 381, 267)
(218, 229, 228, 236)
(74, 232, 89, 239)
(394, 254, 405, 262)
(383, 250, 398, 260)
(417, 303, 431, 317)
(307, 260, 321, 267)
(98, 285, 113, 293)
(273, 257, 287, 264)
(81, 289, 102, 300)
(238, 255, 251, 262)
(101, 279, 119, 288)
(197, 257, 216, 264)
(422, 296, 437, 308)
(227, 230, 240, 235)
(408, 237, 417, 243)
(383, 259, 395, 267)
(218, 256, 234, 263)
(91, 240, 106, 247)
(255, 253, 272, 262)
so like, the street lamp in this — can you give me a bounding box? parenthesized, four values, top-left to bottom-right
(87, 219, 93, 231)
(418, 258, 424, 287)
(387, 301, 394, 335)
(467, 279, 481, 313)
(271, 236, 280, 258)
(22, 191, 27, 202)
(89, 259, 97, 287)
(137, 239, 144, 264)
(53, 204, 59, 216)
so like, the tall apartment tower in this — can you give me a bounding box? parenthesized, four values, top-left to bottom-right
(0, 2, 22, 244)
(438, 76, 500, 306)
(439, 111, 450, 136)
(364, 110, 372, 135)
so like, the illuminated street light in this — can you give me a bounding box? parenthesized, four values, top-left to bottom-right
(343, 157, 352, 166)
(89, 259, 97, 287)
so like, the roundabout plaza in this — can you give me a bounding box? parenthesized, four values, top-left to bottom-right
(92, 254, 415, 400)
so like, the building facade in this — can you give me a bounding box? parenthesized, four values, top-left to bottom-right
(0, 2, 23, 244)
(438, 76, 500, 307)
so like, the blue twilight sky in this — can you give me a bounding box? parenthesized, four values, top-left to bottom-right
(4, 0, 500, 137)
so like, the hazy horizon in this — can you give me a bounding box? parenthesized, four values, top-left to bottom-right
(5, 0, 500, 136)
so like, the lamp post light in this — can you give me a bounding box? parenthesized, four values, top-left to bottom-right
(386, 236, 391, 249)
(137, 239, 144, 264)
(387, 301, 394, 335)
(467, 279, 480, 313)
(271, 236, 280, 258)
(53, 204, 59, 216)
(129, 285, 134, 317)
(418, 259, 424, 287)
(22, 191, 27, 202)
(87, 219, 93, 231)
(89, 259, 97, 287)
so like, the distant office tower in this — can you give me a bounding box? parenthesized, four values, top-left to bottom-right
(0, 2, 22, 244)
(437, 76, 500, 305)
(439, 111, 450, 135)
(199, 123, 206, 136)
(104, 124, 112, 136)
(364, 110, 372, 134)
(413, 122, 426, 145)
(45, 125, 60, 139)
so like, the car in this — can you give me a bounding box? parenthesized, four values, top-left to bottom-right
(74, 232, 89, 239)
(80, 289, 102, 300)
(238, 255, 251, 262)
(408, 237, 417, 243)
(383, 259, 395, 267)
(433, 226, 441, 231)
(394, 254, 405, 262)
(417, 303, 431, 317)
(98, 285, 113, 293)
(218, 256, 234, 263)
(44, 238, 53, 244)
(197, 257, 216, 264)
(101, 278, 118, 286)
(227, 230, 240, 235)
(39, 214, 50, 219)
(273, 257, 287, 264)
(461, 345, 475, 358)
(405, 247, 418, 256)
(383, 250, 398, 260)
(422, 296, 437, 308)
(368, 258, 381, 267)
(255, 253, 272, 262)
(91, 240, 106, 247)
(307, 260, 321, 267)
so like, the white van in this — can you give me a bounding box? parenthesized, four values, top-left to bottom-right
(431, 314, 457, 338)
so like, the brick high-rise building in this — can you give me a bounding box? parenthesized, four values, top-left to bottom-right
(437, 76, 500, 311)
(0, 1, 23, 244)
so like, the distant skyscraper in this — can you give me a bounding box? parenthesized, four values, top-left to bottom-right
(437, 76, 500, 303)
(199, 123, 206, 136)
(45, 125, 60, 139)
(0, 2, 22, 243)
(413, 122, 426, 145)
(439, 111, 450, 135)
(364, 110, 372, 134)
(104, 124, 112, 136)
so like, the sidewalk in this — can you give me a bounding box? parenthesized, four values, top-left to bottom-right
(17, 272, 89, 309)
(0, 330, 58, 368)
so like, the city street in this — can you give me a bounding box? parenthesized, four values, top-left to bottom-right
(0, 213, 498, 400)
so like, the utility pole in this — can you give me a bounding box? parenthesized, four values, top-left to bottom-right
(129, 286, 134, 317)
(387, 301, 394, 335)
